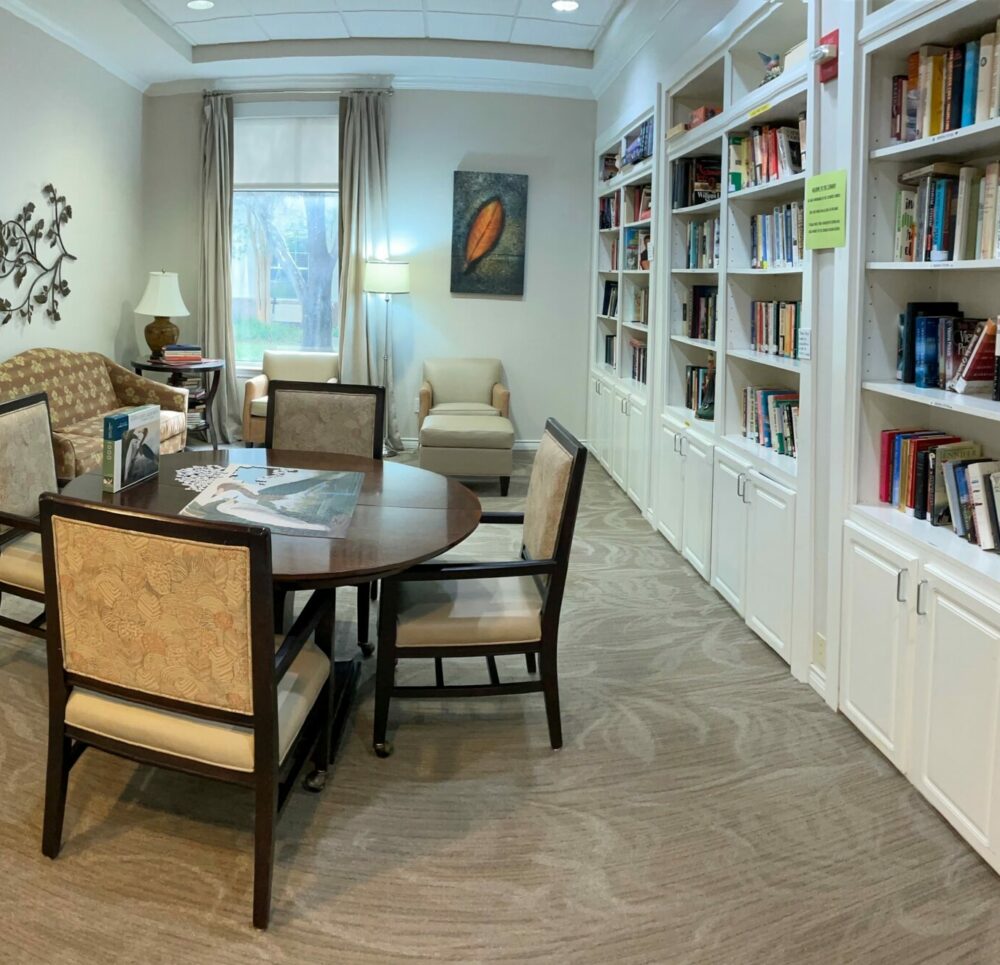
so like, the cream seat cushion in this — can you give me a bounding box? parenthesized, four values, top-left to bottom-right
(0, 531, 44, 592)
(428, 402, 499, 418)
(396, 576, 542, 647)
(65, 640, 329, 773)
(420, 415, 514, 450)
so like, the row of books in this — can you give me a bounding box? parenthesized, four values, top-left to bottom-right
(891, 25, 1000, 143)
(631, 287, 649, 326)
(750, 300, 802, 359)
(741, 386, 799, 458)
(685, 364, 713, 412)
(879, 428, 1000, 552)
(682, 285, 718, 341)
(750, 202, 804, 269)
(672, 156, 722, 209)
(161, 343, 203, 364)
(683, 217, 720, 269)
(630, 184, 652, 222)
(601, 280, 619, 317)
(622, 118, 654, 167)
(624, 228, 651, 270)
(629, 339, 648, 384)
(598, 194, 620, 230)
(896, 301, 998, 396)
(728, 115, 805, 192)
(603, 333, 617, 367)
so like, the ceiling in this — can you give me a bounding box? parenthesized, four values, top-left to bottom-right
(143, 0, 620, 50)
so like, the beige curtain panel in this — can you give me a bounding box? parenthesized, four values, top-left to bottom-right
(338, 91, 402, 452)
(200, 94, 241, 443)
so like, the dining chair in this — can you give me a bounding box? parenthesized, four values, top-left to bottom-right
(0, 392, 58, 641)
(38, 495, 335, 930)
(371, 418, 588, 757)
(265, 380, 386, 657)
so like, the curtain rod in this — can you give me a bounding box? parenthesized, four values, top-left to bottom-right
(204, 87, 393, 97)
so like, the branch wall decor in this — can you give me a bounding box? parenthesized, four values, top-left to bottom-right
(0, 184, 75, 325)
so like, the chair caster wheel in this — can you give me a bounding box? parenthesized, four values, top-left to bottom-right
(304, 768, 327, 792)
(373, 742, 393, 758)
(358, 641, 375, 658)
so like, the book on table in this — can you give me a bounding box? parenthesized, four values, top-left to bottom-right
(103, 405, 160, 493)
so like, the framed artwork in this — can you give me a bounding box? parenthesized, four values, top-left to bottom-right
(450, 171, 528, 296)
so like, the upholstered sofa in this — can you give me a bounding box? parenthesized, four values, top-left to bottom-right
(0, 348, 187, 479)
(242, 350, 340, 444)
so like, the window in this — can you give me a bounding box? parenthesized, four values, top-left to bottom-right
(231, 110, 339, 367)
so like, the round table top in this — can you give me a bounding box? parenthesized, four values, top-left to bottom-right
(132, 359, 225, 373)
(61, 448, 482, 588)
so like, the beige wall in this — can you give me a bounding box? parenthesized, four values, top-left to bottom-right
(0, 9, 144, 364)
(387, 90, 594, 443)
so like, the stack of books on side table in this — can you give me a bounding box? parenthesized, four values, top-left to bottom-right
(162, 343, 203, 364)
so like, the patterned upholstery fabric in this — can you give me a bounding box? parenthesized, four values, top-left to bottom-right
(523, 430, 574, 561)
(51, 516, 255, 713)
(0, 349, 188, 478)
(270, 388, 377, 457)
(0, 531, 44, 592)
(0, 399, 57, 535)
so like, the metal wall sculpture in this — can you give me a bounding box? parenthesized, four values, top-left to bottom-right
(0, 184, 75, 325)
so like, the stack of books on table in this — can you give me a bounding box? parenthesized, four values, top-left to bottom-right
(162, 344, 203, 364)
(880, 429, 1000, 552)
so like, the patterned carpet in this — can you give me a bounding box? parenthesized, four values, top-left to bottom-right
(3, 452, 1000, 963)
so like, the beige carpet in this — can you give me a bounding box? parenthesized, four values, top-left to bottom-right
(3, 452, 1000, 963)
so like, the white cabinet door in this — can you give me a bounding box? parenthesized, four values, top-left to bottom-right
(586, 375, 600, 459)
(611, 390, 629, 488)
(911, 564, 1000, 863)
(681, 433, 714, 580)
(710, 449, 748, 615)
(626, 396, 648, 509)
(744, 470, 796, 663)
(595, 378, 614, 471)
(840, 522, 919, 772)
(655, 419, 684, 550)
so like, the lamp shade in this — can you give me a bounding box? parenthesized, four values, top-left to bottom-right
(135, 271, 190, 317)
(364, 261, 410, 295)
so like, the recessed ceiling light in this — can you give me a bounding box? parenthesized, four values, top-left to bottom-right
(552, 0, 579, 11)
(187, 0, 214, 10)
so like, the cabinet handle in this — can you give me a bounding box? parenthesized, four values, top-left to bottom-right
(742, 480, 751, 504)
(679, 436, 687, 456)
(736, 472, 746, 498)
(596, 381, 601, 396)
(673, 435, 681, 453)
(895, 568, 908, 603)
(916, 579, 928, 616)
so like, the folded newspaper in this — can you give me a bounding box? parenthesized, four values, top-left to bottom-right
(180, 464, 363, 538)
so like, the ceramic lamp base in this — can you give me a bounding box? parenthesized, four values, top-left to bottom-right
(145, 315, 179, 360)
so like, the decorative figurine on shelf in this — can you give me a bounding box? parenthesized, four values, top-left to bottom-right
(758, 51, 783, 86)
(696, 353, 716, 421)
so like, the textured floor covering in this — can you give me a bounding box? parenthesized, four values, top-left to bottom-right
(3, 452, 1000, 963)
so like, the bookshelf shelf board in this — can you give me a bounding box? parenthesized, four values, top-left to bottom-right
(727, 266, 803, 275)
(623, 218, 653, 229)
(596, 313, 618, 323)
(598, 227, 620, 235)
(598, 269, 619, 275)
(870, 117, 1000, 163)
(671, 334, 716, 350)
(621, 158, 655, 186)
(671, 267, 719, 275)
(622, 269, 651, 276)
(723, 432, 798, 485)
(866, 260, 1000, 272)
(723, 73, 808, 133)
(623, 321, 650, 333)
(668, 126, 725, 162)
(665, 404, 715, 432)
(854, 503, 1000, 586)
(727, 347, 803, 372)
(862, 381, 1000, 423)
(672, 197, 721, 216)
(728, 172, 807, 204)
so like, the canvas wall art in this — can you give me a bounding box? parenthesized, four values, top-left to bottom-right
(450, 171, 528, 296)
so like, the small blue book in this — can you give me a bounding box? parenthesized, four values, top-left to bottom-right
(962, 40, 979, 128)
(915, 315, 940, 388)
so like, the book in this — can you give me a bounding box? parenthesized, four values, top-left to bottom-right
(900, 301, 959, 383)
(962, 40, 980, 128)
(978, 35, 996, 124)
(102, 405, 160, 494)
(953, 318, 997, 393)
(968, 460, 1000, 547)
(931, 441, 984, 525)
(988, 472, 1000, 549)
(915, 314, 940, 386)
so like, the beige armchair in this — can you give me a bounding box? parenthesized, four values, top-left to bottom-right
(242, 350, 340, 444)
(418, 357, 510, 429)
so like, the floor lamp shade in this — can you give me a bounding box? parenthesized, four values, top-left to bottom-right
(136, 271, 190, 359)
(363, 261, 410, 295)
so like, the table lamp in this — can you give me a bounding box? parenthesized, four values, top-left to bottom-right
(136, 271, 190, 359)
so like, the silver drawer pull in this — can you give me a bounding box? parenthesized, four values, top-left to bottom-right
(916, 579, 928, 616)
(896, 568, 908, 603)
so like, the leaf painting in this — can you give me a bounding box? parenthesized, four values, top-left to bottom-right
(451, 172, 528, 296)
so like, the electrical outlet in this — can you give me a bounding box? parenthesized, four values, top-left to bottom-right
(813, 632, 827, 670)
(413, 396, 420, 414)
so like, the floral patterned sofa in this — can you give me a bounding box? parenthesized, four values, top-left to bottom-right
(0, 348, 188, 479)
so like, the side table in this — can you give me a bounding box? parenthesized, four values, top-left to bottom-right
(132, 359, 225, 448)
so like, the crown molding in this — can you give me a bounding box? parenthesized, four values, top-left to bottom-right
(0, 0, 147, 91)
(389, 74, 593, 100)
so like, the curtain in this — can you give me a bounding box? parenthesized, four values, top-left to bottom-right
(338, 91, 402, 452)
(200, 94, 241, 443)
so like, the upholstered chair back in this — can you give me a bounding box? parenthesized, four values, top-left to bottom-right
(263, 351, 340, 383)
(265, 381, 385, 459)
(423, 358, 502, 405)
(0, 393, 57, 535)
(44, 508, 265, 715)
(523, 427, 577, 562)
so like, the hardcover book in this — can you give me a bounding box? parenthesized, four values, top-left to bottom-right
(102, 405, 160, 494)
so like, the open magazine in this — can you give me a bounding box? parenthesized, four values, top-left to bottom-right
(180, 464, 363, 539)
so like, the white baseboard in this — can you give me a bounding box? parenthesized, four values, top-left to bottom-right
(808, 665, 827, 701)
(400, 438, 541, 451)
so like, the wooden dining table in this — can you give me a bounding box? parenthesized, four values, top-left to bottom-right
(62, 446, 483, 784)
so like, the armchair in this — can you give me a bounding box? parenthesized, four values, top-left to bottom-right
(417, 357, 510, 428)
(243, 350, 340, 445)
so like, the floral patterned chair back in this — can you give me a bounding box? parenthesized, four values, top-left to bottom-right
(0, 393, 57, 536)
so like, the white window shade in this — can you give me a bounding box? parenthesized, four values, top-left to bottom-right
(234, 116, 339, 188)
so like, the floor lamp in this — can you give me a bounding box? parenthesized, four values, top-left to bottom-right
(363, 260, 410, 455)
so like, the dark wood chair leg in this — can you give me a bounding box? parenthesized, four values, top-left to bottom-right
(370, 581, 378, 601)
(305, 595, 336, 792)
(486, 655, 500, 686)
(540, 650, 562, 750)
(253, 775, 278, 929)
(525, 653, 537, 674)
(435, 657, 444, 688)
(500, 475, 510, 496)
(356, 585, 374, 658)
(273, 588, 294, 634)
(373, 638, 395, 758)
(42, 727, 71, 860)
